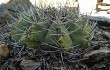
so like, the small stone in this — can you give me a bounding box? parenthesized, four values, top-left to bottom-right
(93, 63, 106, 69)
(20, 59, 40, 70)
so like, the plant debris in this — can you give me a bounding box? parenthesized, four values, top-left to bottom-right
(0, 0, 110, 70)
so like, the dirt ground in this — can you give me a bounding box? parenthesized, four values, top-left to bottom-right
(0, 0, 110, 70)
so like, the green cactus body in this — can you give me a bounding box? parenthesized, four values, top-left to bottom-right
(65, 20, 92, 47)
(21, 21, 50, 48)
(57, 24, 73, 51)
(44, 21, 73, 51)
(11, 18, 32, 41)
(11, 17, 92, 51)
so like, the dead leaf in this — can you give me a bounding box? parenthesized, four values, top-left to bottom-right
(0, 43, 9, 57)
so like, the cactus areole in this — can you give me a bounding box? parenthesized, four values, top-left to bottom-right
(11, 16, 92, 51)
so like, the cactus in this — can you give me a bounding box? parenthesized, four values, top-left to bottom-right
(11, 9, 92, 51)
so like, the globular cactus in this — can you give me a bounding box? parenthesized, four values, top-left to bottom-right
(11, 10, 92, 51)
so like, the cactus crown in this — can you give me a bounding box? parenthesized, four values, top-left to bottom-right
(11, 7, 92, 51)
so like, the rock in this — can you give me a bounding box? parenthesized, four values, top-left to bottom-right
(6, 0, 34, 12)
(0, 0, 35, 19)
(102, 31, 110, 39)
(82, 15, 110, 29)
(20, 59, 40, 70)
(93, 63, 106, 69)
(88, 15, 110, 22)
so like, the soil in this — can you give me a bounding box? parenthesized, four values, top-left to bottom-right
(0, 1, 110, 70)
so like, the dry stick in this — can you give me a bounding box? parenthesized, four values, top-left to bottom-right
(85, 40, 110, 57)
